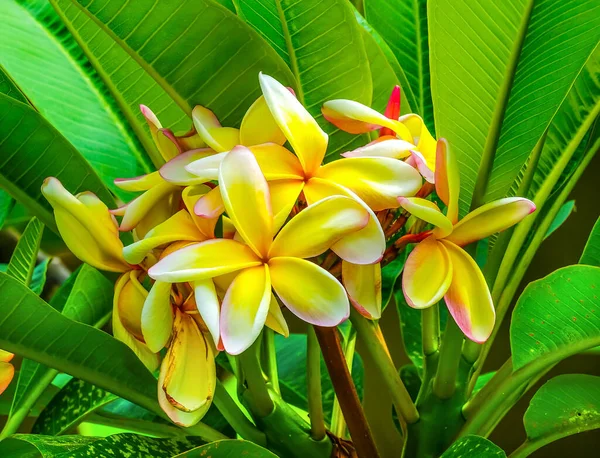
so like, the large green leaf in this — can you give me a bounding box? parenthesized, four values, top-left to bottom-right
(0, 91, 115, 232)
(0, 189, 15, 229)
(581, 216, 600, 266)
(543, 200, 575, 240)
(510, 265, 600, 371)
(69, 0, 295, 130)
(232, 0, 372, 158)
(0, 433, 203, 458)
(440, 435, 506, 457)
(515, 374, 600, 456)
(429, 0, 600, 215)
(30, 259, 50, 296)
(0, 0, 152, 200)
(363, 0, 428, 129)
(0, 272, 159, 416)
(174, 440, 278, 458)
(5, 217, 44, 286)
(49, 0, 191, 164)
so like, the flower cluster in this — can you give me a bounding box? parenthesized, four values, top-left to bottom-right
(40, 74, 534, 424)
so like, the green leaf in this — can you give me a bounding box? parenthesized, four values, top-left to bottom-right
(173, 440, 278, 458)
(399, 364, 421, 402)
(0, 433, 204, 458)
(429, 0, 600, 215)
(581, 216, 600, 266)
(440, 435, 506, 457)
(33, 379, 117, 435)
(6, 217, 44, 286)
(516, 374, 600, 456)
(0, 272, 159, 417)
(363, 0, 428, 129)
(0, 0, 152, 200)
(471, 372, 496, 397)
(70, 0, 295, 130)
(381, 249, 409, 311)
(48, 0, 191, 165)
(0, 189, 15, 229)
(30, 259, 50, 296)
(511, 265, 600, 371)
(232, 0, 372, 158)
(0, 65, 30, 104)
(0, 91, 115, 233)
(543, 200, 575, 240)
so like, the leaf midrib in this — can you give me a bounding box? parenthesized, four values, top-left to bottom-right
(274, 0, 304, 103)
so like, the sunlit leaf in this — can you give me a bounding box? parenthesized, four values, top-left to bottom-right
(543, 200, 575, 240)
(173, 439, 278, 458)
(440, 435, 506, 457)
(581, 216, 600, 267)
(6, 217, 44, 286)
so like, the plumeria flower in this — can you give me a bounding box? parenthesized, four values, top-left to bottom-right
(149, 146, 376, 354)
(0, 349, 14, 395)
(323, 87, 438, 183)
(398, 139, 536, 342)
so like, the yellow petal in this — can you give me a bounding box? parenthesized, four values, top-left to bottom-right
(400, 113, 436, 167)
(156, 129, 182, 162)
(397, 197, 453, 238)
(219, 146, 273, 258)
(0, 349, 14, 363)
(259, 73, 327, 177)
(194, 279, 221, 347)
(0, 361, 15, 395)
(265, 294, 289, 337)
(116, 270, 147, 341)
(142, 281, 174, 353)
(269, 180, 304, 232)
(113, 274, 160, 371)
(342, 138, 415, 159)
(316, 157, 422, 211)
(160, 149, 216, 186)
(445, 197, 536, 246)
(114, 171, 164, 192)
(249, 143, 305, 180)
(41, 178, 129, 272)
(123, 210, 204, 265)
(410, 150, 435, 184)
(193, 186, 225, 220)
(322, 99, 411, 140)
(440, 240, 495, 343)
(240, 95, 287, 146)
(182, 185, 219, 238)
(304, 178, 385, 264)
(434, 138, 460, 223)
(269, 196, 369, 259)
(269, 257, 349, 326)
(192, 106, 240, 152)
(342, 261, 382, 319)
(117, 181, 180, 232)
(149, 239, 261, 282)
(161, 310, 215, 418)
(402, 237, 452, 309)
(131, 191, 179, 240)
(221, 265, 271, 355)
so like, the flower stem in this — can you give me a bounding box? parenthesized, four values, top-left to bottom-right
(432, 319, 464, 399)
(238, 337, 274, 418)
(422, 305, 440, 356)
(306, 326, 326, 441)
(313, 325, 380, 458)
(349, 309, 419, 424)
(330, 327, 357, 438)
(262, 329, 280, 395)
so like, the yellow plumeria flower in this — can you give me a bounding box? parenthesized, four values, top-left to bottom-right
(323, 87, 437, 183)
(0, 349, 15, 396)
(149, 146, 373, 354)
(398, 139, 536, 342)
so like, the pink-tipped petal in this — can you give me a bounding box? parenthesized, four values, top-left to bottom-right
(194, 186, 225, 219)
(160, 149, 216, 185)
(192, 106, 240, 152)
(397, 197, 453, 238)
(410, 150, 435, 184)
(114, 171, 163, 192)
(342, 139, 415, 159)
(434, 138, 460, 223)
(381, 86, 401, 137)
(342, 261, 382, 319)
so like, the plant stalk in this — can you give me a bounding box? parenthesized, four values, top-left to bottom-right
(238, 337, 274, 418)
(306, 326, 326, 441)
(262, 329, 280, 395)
(422, 304, 440, 356)
(432, 319, 464, 399)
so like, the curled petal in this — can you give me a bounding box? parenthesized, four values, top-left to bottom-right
(123, 210, 204, 265)
(184, 152, 227, 183)
(156, 129, 181, 162)
(160, 310, 215, 424)
(446, 198, 536, 247)
(440, 241, 495, 343)
(41, 178, 129, 272)
(194, 186, 225, 220)
(342, 138, 415, 159)
(192, 106, 240, 152)
(270, 257, 349, 326)
(410, 150, 435, 184)
(219, 146, 273, 258)
(259, 73, 327, 177)
(342, 261, 382, 319)
(435, 138, 460, 223)
(265, 294, 289, 337)
(149, 239, 261, 283)
(400, 114, 436, 164)
(402, 237, 452, 309)
(221, 265, 271, 355)
(240, 96, 287, 146)
(269, 196, 369, 259)
(0, 361, 15, 395)
(160, 149, 216, 185)
(116, 270, 147, 341)
(142, 281, 174, 353)
(249, 144, 305, 180)
(397, 197, 453, 238)
(269, 180, 304, 232)
(316, 157, 422, 211)
(182, 185, 218, 238)
(194, 279, 221, 347)
(304, 178, 385, 264)
(116, 181, 180, 232)
(115, 171, 163, 192)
